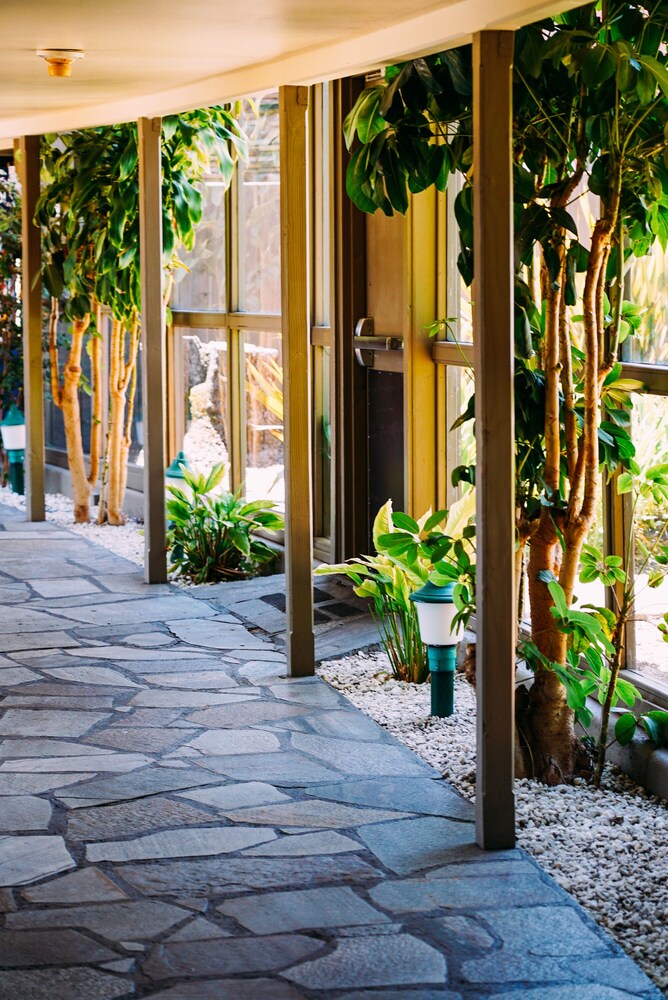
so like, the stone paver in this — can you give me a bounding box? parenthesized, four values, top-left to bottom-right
(0, 502, 661, 999)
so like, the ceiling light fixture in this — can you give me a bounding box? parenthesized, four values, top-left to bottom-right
(36, 49, 85, 78)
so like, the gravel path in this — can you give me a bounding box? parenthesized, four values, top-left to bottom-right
(320, 649, 668, 996)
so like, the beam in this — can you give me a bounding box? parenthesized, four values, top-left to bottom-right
(138, 116, 167, 584)
(279, 85, 315, 676)
(18, 136, 45, 521)
(472, 30, 516, 850)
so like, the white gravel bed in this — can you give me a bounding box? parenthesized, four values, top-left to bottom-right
(0, 487, 144, 566)
(319, 649, 668, 995)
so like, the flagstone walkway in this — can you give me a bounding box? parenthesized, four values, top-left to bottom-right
(0, 501, 661, 999)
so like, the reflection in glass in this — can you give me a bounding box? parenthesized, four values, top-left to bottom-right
(237, 94, 281, 314)
(243, 329, 284, 508)
(177, 328, 230, 490)
(172, 178, 227, 313)
(627, 247, 668, 366)
(629, 393, 667, 684)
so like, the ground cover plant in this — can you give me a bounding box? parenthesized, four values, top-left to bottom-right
(344, 1, 668, 782)
(166, 461, 284, 583)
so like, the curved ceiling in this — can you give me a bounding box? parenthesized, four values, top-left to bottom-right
(1, 0, 580, 143)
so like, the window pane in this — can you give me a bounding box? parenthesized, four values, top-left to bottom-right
(313, 346, 331, 538)
(243, 329, 284, 508)
(237, 94, 281, 314)
(177, 328, 230, 489)
(629, 393, 668, 684)
(625, 247, 668, 365)
(172, 177, 227, 312)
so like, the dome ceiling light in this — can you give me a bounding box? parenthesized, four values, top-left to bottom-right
(36, 49, 85, 78)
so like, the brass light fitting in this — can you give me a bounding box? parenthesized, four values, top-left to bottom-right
(36, 49, 85, 78)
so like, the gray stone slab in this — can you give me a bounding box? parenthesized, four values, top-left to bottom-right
(0, 968, 131, 999)
(0, 834, 75, 885)
(488, 988, 648, 1000)
(271, 679, 347, 708)
(0, 605, 74, 633)
(140, 669, 239, 689)
(311, 777, 473, 821)
(225, 798, 410, 828)
(0, 560, 89, 580)
(66, 646, 211, 663)
(242, 831, 361, 857)
(118, 854, 382, 897)
(41, 665, 140, 687)
(148, 978, 306, 999)
(1, 752, 151, 773)
(0, 709, 110, 737)
(0, 631, 81, 652)
(187, 701, 307, 728)
(177, 781, 291, 811)
(21, 867, 129, 904)
(2, 695, 117, 709)
(8, 900, 191, 940)
(571, 957, 658, 995)
(57, 767, 222, 808)
(0, 666, 40, 685)
(54, 594, 215, 626)
(109, 707, 187, 727)
(30, 579, 101, 598)
(87, 825, 276, 862)
(68, 795, 215, 840)
(284, 933, 447, 989)
(303, 709, 387, 741)
(424, 858, 536, 879)
(184, 729, 281, 755)
(220, 886, 389, 933)
(123, 631, 176, 647)
(192, 751, 343, 784)
(85, 727, 190, 754)
(144, 933, 323, 980)
(0, 796, 52, 831)
(237, 660, 288, 682)
(94, 572, 173, 594)
(370, 872, 561, 912)
(166, 618, 270, 649)
(359, 817, 477, 875)
(166, 917, 231, 941)
(339, 993, 461, 1000)
(0, 774, 87, 795)
(0, 738, 115, 758)
(130, 690, 257, 708)
(291, 732, 431, 777)
(0, 929, 117, 966)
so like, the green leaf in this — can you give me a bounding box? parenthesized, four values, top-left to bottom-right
(615, 713, 638, 746)
(391, 512, 420, 534)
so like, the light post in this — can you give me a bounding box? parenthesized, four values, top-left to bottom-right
(0, 404, 26, 496)
(165, 451, 191, 491)
(410, 580, 463, 718)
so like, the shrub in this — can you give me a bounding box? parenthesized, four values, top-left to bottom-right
(166, 462, 283, 583)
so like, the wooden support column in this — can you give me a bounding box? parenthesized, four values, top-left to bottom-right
(280, 85, 315, 677)
(473, 31, 516, 850)
(18, 136, 45, 521)
(138, 116, 167, 584)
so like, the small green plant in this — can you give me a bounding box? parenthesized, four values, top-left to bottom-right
(316, 496, 475, 683)
(166, 462, 283, 584)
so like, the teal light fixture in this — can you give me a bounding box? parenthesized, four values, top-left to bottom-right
(410, 580, 462, 718)
(165, 450, 191, 489)
(0, 404, 26, 495)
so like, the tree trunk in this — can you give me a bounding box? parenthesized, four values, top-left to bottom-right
(61, 316, 92, 523)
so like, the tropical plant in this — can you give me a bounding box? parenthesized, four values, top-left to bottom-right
(316, 496, 476, 683)
(38, 106, 248, 524)
(166, 462, 283, 583)
(343, 2, 668, 781)
(0, 169, 23, 483)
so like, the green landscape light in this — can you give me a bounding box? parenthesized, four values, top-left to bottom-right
(165, 451, 191, 489)
(410, 580, 462, 718)
(0, 404, 26, 495)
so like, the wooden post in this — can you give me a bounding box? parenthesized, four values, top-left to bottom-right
(473, 31, 516, 849)
(18, 136, 45, 521)
(280, 85, 315, 677)
(138, 116, 167, 584)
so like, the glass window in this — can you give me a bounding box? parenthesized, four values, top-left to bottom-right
(243, 329, 284, 507)
(172, 176, 227, 313)
(626, 246, 668, 366)
(628, 393, 668, 685)
(176, 327, 231, 490)
(237, 94, 281, 314)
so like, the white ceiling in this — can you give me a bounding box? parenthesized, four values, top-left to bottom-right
(0, 0, 581, 143)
